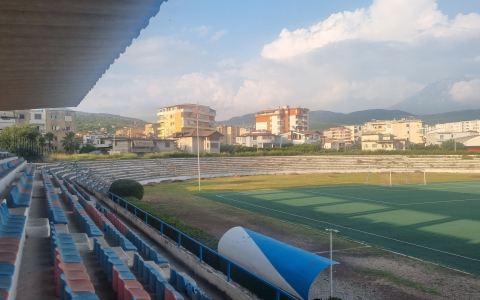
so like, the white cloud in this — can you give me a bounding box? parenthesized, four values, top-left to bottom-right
(450, 79, 480, 103)
(262, 0, 480, 60)
(192, 25, 212, 37)
(475, 56, 480, 62)
(211, 29, 228, 41)
(216, 58, 237, 68)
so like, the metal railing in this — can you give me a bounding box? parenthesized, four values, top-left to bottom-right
(76, 174, 298, 300)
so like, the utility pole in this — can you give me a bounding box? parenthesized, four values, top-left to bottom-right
(325, 228, 339, 299)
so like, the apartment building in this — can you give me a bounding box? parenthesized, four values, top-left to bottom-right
(427, 120, 480, 133)
(362, 133, 408, 151)
(157, 104, 216, 138)
(345, 125, 363, 143)
(115, 128, 144, 138)
(44, 109, 77, 151)
(255, 106, 309, 135)
(323, 127, 352, 143)
(216, 125, 246, 145)
(425, 131, 479, 146)
(236, 131, 283, 148)
(0, 111, 16, 133)
(83, 134, 113, 149)
(364, 118, 425, 145)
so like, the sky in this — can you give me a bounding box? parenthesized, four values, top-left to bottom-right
(77, 0, 480, 122)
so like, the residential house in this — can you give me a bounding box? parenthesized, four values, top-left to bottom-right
(157, 104, 216, 138)
(281, 130, 321, 145)
(427, 120, 480, 133)
(173, 129, 223, 154)
(111, 138, 175, 154)
(362, 133, 408, 151)
(323, 127, 352, 144)
(236, 131, 283, 148)
(255, 106, 309, 134)
(83, 134, 113, 149)
(115, 128, 144, 138)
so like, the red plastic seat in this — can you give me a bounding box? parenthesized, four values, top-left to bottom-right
(0, 289, 8, 300)
(67, 279, 95, 293)
(0, 252, 17, 264)
(125, 287, 151, 300)
(118, 280, 142, 300)
(0, 244, 19, 252)
(0, 237, 20, 245)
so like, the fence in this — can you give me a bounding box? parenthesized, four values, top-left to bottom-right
(76, 174, 299, 300)
(1, 135, 49, 162)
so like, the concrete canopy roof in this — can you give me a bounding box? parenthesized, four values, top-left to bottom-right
(0, 0, 165, 110)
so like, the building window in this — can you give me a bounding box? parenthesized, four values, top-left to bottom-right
(65, 116, 72, 122)
(65, 126, 71, 131)
(51, 115, 57, 120)
(165, 142, 170, 147)
(36, 126, 40, 130)
(211, 143, 219, 149)
(34, 114, 42, 120)
(253, 136, 257, 140)
(373, 144, 377, 148)
(19, 114, 25, 119)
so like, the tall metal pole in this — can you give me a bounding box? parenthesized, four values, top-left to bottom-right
(326, 228, 339, 299)
(196, 100, 201, 192)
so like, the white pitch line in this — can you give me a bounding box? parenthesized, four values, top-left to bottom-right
(215, 194, 480, 263)
(314, 245, 371, 254)
(307, 191, 480, 206)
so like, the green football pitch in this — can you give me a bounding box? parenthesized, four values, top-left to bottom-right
(197, 181, 480, 275)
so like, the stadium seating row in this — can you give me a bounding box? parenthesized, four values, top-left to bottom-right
(73, 203, 104, 238)
(0, 201, 26, 297)
(51, 223, 99, 300)
(0, 159, 24, 180)
(7, 164, 36, 208)
(170, 269, 210, 300)
(42, 170, 68, 224)
(105, 223, 137, 252)
(93, 237, 151, 300)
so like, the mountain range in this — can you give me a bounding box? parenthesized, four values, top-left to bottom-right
(387, 78, 480, 115)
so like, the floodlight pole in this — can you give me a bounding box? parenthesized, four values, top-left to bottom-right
(326, 228, 339, 299)
(390, 170, 392, 187)
(367, 166, 370, 185)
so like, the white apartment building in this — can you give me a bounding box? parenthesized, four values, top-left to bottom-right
(345, 125, 363, 143)
(236, 131, 283, 148)
(427, 120, 480, 133)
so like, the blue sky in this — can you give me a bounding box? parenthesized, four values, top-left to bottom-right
(78, 0, 480, 121)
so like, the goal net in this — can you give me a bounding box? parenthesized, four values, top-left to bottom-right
(367, 169, 426, 186)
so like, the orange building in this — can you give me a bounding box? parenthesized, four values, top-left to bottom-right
(115, 128, 144, 138)
(255, 106, 309, 134)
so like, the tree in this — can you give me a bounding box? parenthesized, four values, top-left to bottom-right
(61, 132, 80, 154)
(441, 139, 465, 151)
(0, 124, 41, 151)
(45, 132, 55, 150)
(79, 144, 97, 154)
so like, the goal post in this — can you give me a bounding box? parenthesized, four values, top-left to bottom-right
(367, 168, 426, 186)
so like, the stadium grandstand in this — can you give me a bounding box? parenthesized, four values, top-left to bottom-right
(0, 1, 235, 299)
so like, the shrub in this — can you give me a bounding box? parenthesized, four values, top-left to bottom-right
(79, 144, 97, 154)
(109, 179, 144, 200)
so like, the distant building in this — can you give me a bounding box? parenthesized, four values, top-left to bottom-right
(145, 123, 161, 138)
(236, 131, 283, 148)
(111, 138, 175, 154)
(427, 120, 480, 133)
(456, 136, 480, 151)
(83, 134, 113, 149)
(173, 129, 223, 154)
(157, 104, 216, 138)
(255, 106, 309, 134)
(115, 128, 144, 138)
(345, 125, 363, 143)
(362, 133, 408, 151)
(426, 131, 479, 146)
(216, 125, 245, 145)
(323, 127, 352, 144)
(364, 118, 425, 145)
(280, 130, 321, 145)
(0, 111, 16, 133)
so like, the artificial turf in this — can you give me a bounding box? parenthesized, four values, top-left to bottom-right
(197, 180, 480, 275)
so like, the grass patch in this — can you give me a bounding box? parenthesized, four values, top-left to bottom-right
(121, 196, 219, 250)
(356, 268, 439, 294)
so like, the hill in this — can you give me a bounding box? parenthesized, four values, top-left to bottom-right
(76, 111, 148, 134)
(388, 78, 480, 115)
(421, 109, 480, 125)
